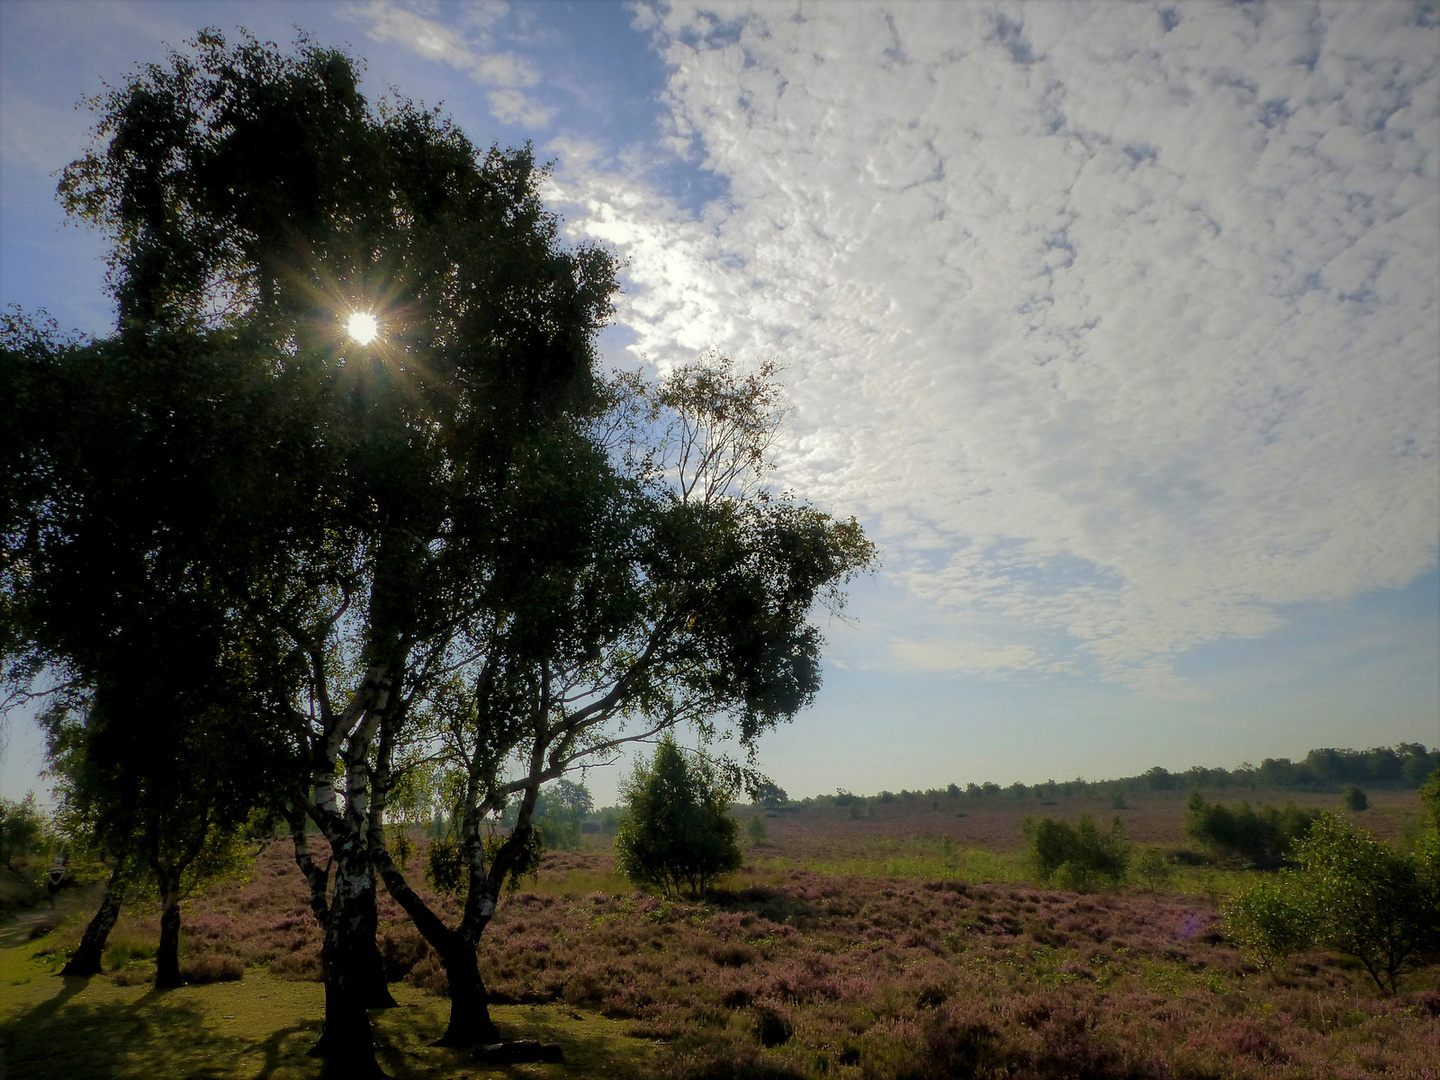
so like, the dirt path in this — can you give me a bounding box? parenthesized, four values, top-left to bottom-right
(0, 909, 54, 949)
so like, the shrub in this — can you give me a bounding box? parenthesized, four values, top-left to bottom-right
(752, 1004, 793, 1047)
(387, 825, 414, 869)
(1022, 814, 1129, 891)
(615, 737, 741, 898)
(0, 796, 47, 873)
(1224, 875, 1312, 969)
(1184, 792, 1320, 868)
(1131, 846, 1173, 890)
(424, 836, 466, 894)
(1419, 765, 1440, 834)
(180, 953, 244, 983)
(1224, 813, 1440, 994)
(1343, 784, 1369, 811)
(1298, 815, 1440, 995)
(746, 815, 768, 846)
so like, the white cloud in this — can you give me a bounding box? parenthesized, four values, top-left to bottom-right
(337, 0, 548, 125)
(487, 87, 554, 128)
(555, 0, 1440, 693)
(891, 639, 1044, 675)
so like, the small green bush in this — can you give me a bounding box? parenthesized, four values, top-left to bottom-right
(1131, 846, 1173, 890)
(1224, 813, 1440, 995)
(1343, 784, 1369, 811)
(746, 815, 768, 846)
(1184, 792, 1320, 869)
(615, 737, 741, 898)
(424, 836, 466, 894)
(0, 796, 48, 873)
(1419, 765, 1440, 834)
(1224, 875, 1312, 969)
(1022, 813, 1129, 891)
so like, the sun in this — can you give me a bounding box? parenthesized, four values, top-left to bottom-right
(346, 311, 379, 344)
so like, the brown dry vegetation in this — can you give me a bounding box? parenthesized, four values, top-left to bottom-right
(3, 785, 1437, 1079)
(757, 785, 1424, 856)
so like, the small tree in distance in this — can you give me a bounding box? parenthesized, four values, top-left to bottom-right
(1023, 813, 1130, 892)
(616, 738, 742, 898)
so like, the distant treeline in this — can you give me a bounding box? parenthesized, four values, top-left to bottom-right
(779, 743, 1439, 809)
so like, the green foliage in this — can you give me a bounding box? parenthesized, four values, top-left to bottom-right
(1130, 846, 1173, 891)
(1419, 765, 1440, 835)
(615, 738, 742, 898)
(484, 830, 544, 891)
(1022, 813, 1130, 892)
(751, 781, 788, 807)
(387, 826, 414, 871)
(424, 836, 466, 895)
(1343, 784, 1369, 811)
(1297, 815, 1440, 995)
(0, 795, 48, 873)
(1224, 813, 1440, 995)
(1224, 876, 1313, 969)
(746, 815, 769, 846)
(1184, 791, 1320, 869)
(505, 779, 593, 853)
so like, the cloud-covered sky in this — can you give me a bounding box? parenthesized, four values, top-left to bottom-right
(2, 0, 1436, 801)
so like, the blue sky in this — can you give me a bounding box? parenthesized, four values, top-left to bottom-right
(2, 0, 1436, 806)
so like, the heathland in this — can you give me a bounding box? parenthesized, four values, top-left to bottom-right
(2, 767, 1437, 1080)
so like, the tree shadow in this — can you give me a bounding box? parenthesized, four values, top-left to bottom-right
(708, 884, 815, 924)
(0, 982, 256, 1079)
(250, 1021, 325, 1080)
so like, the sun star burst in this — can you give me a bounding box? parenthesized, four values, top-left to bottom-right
(346, 311, 379, 345)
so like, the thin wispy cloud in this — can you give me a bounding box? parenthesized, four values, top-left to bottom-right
(550, 0, 1439, 695)
(337, 0, 554, 126)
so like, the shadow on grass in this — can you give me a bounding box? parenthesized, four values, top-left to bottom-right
(708, 885, 815, 924)
(1, 980, 257, 1079)
(2, 968, 656, 1080)
(370, 999, 658, 1080)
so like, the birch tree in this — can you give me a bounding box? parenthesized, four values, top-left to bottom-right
(28, 29, 619, 1075)
(364, 356, 876, 1045)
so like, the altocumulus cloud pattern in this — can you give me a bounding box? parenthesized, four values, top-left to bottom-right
(544, 1, 1438, 697)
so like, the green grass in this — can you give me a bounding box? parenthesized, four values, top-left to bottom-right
(513, 868, 637, 898)
(752, 845, 1029, 883)
(0, 932, 658, 1080)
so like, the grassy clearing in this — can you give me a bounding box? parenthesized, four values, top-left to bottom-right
(0, 932, 657, 1080)
(748, 843, 1028, 884)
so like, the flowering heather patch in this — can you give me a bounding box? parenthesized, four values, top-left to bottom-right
(752, 785, 1424, 862)
(57, 829, 1436, 1076)
(459, 868, 1436, 1078)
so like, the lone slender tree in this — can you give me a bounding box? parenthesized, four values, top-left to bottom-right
(616, 736, 744, 898)
(364, 355, 875, 1044)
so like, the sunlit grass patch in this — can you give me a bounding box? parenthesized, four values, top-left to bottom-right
(0, 930, 658, 1080)
(517, 868, 637, 899)
(750, 843, 1029, 885)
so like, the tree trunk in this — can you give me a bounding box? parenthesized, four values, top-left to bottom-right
(355, 873, 397, 1009)
(61, 864, 125, 976)
(154, 881, 183, 988)
(309, 842, 388, 1079)
(370, 839, 500, 1047)
(433, 931, 501, 1047)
